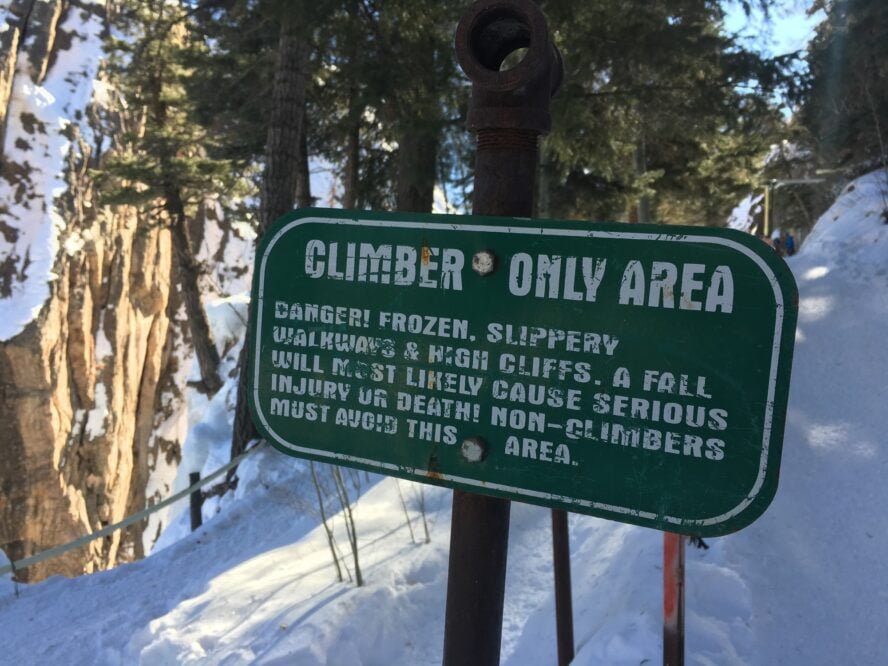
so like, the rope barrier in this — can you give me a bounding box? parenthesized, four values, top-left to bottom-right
(0, 443, 265, 579)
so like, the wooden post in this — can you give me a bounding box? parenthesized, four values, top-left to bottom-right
(189, 472, 203, 532)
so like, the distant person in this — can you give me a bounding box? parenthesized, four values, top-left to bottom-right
(771, 228, 784, 256)
(785, 233, 796, 256)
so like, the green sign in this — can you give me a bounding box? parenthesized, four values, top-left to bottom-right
(248, 209, 797, 535)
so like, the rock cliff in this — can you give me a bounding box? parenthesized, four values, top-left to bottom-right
(0, 1, 190, 581)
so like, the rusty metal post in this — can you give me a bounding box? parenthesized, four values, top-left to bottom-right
(444, 3, 563, 664)
(551, 509, 575, 666)
(663, 532, 686, 666)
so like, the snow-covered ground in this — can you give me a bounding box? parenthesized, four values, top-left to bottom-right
(1, 170, 886, 665)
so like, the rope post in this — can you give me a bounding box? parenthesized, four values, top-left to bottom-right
(190, 472, 204, 531)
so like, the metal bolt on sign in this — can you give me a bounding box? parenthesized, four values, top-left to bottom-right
(460, 436, 488, 462)
(444, 2, 564, 665)
(471, 250, 498, 275)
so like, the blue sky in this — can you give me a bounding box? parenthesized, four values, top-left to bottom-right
(724, 0, 826, 57)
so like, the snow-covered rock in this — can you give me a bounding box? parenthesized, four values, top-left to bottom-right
(727, 192, 764, 232)
(0, 2, 255, 580)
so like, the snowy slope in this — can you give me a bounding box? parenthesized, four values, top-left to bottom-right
(1, 170, 886, 665)
(723, 171, 888, 662)
(0, 2, 105, 341)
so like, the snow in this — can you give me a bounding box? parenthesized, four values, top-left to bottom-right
(0, 549, 14, 597)
(794, 171, 888, 281)
(727, 192, 763, 232)
(763, 140, 813, 167)
(143, 249, 253, 553)
(84, 381, 108, 440)
(1, 170, 887, 664)
(433, 184, 465, 215)
(0, 5, 106, 341)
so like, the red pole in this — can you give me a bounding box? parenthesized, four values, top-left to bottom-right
(663, 532, 685, 666)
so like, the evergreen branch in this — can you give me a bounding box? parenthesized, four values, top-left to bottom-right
(564, 81, 791, 100)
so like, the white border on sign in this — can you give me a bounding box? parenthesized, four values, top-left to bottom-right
(252, 216, 786, 529)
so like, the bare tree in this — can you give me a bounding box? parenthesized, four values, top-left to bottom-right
(331, 466, 362, 587)
(310, 462, 344, 583)
(395, 480, 417, 545)
(414, 485, 431, 544)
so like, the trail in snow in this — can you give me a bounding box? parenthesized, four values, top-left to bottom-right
(709, 172, 888, 663)
(0, 171, 886, 666)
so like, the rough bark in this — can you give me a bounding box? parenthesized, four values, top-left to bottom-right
(396, 122, 438, 214)
(259, 19, 309, 230)
(295, 116, 313, 209)
(342, 117, 361, 209)
(231, 17, 309, 461)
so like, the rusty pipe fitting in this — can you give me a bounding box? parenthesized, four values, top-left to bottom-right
(455, 0, 563, 135)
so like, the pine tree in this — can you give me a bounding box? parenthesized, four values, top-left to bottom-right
(308, 0, 465, 212)
(801, 0, 888, 168)
(539, 0, 793, 226)
(100, 0, 234, 395)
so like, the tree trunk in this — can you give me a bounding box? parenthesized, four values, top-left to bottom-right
(231, 17, 309, 461)
(634, 137, 651, 224)
(538, 142, 552, 219)
(260, 20, 309, 229)
(166, 184, 223, 396)
(343, 116, 361, 209)
(396, 121, 438, 213)
(295, 114, 313, 209)
(341, 0, 362, 210)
